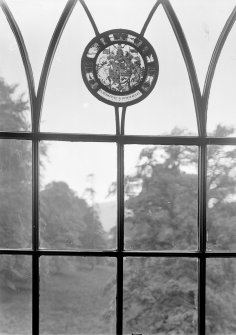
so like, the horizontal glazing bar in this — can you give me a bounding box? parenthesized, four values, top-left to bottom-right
(0, 249, 118, 256)
(0, 249, 34, 255)
(204, 252, 236, 258)
(1, 250, 236, 257)
(38, 134, 204, 144)
(0, 132, 33, 140)
(1, 132, 236, 145)
(123, 136, 236, 145)
(0, 132, 117, 142)
(121, 251, 236, 258)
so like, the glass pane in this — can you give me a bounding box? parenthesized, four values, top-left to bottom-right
(207, 22, 236, 136)
(207, 144, 236, 251)
(7, 0, 66, 89)
(125, 6, 197, 136)
(206, 258, 236, 334)
(171, 0, 236, 89)
(124, 257, 198, 335)
(124, 145, 198, 250)
(39, 142, 117, 250)
(41, 3, 115, 134)
(0, 139, 32, 249)
(0, 255, 32, 334)
(85, 0, 156, 32)
(0, 10, 31, 130)
(40, 256, 116, 335)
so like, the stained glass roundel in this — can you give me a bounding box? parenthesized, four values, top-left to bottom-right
(81, 29, 159, 107)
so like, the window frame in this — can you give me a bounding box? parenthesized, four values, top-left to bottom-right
(1, 1, 236, 334)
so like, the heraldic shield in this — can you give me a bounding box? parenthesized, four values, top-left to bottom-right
(81, 29, 159, 107)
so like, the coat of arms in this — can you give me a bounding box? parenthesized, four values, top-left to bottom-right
(96, 44, 145, 93)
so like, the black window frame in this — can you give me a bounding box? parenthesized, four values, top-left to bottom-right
(1, 1, 236, 334)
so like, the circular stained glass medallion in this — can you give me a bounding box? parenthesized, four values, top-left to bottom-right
(81, 29, 159, 107)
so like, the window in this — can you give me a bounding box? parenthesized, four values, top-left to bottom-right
(0, 1, 236, 334)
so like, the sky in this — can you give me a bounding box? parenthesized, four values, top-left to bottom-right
(0, 0, 236, 229)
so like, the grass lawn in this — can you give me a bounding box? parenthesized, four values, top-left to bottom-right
(0, 265, 115, 335)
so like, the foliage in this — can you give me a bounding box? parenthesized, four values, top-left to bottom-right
(0, 79, 31, 250)
(0, 262, 115, 334)
(0, 79, 29, 132)
(0, 79, 32, 289)
(40, 180, 107, 251)
(0, 78, 107, 289)
(121, 126, 236, 334)
(40, 181, 87, 250)
(2, 76, 236, 333)
(40, 181, 107, 272)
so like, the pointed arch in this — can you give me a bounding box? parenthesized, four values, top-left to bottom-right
(36, 0, 78, 131)
(203, 6, 236, 121)
(1, 0, 35, 128)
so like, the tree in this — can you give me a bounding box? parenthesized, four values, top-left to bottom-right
(0, 78, 107, 288)
(81, 174, 107, 251)
(0, 78, 32, 289)
(124, 140, 198, 251)
(120, 126, 236, 334)
(40, 181, 87, 250)
(40, 181, 107, 273)
(0, 79, 30, 132)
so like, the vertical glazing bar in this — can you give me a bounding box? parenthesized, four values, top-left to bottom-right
(32, 254, 39, 335)
(198, 146, 207, 253)
(198, 145, 207, 335)
(121, 107, 126, 136)
(115, 107, 120, 135)
(116, 140, 124, 335)
(198, 257, 206, 335)
(32, 138, 39, 335)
